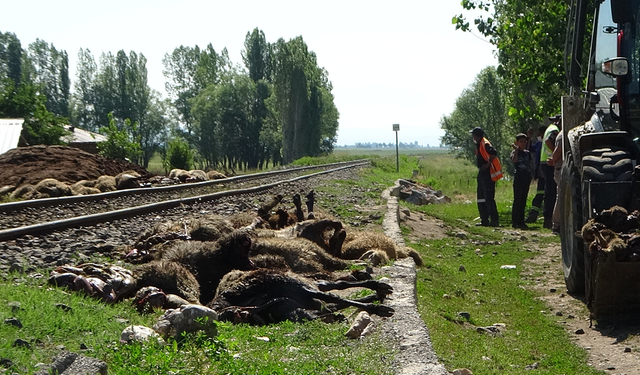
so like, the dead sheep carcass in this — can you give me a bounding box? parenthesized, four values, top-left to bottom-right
(168, 169, 208, 183)
(206, 170, 227, 180)
(186, 169, 207, 182)
(48, 263, 137, 302)
(70, 180, 101, 195)
(24, 178, 73, 199)
(115, 170, 141, 190)
(250, 236, 351, 274)
(208, 268, 394, 325)
(341, 231, 425, 266)
(95, 175, 117, 192)
(123, 216, 237, 263)
(137, 230, 255, 305)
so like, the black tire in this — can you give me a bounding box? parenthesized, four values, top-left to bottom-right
(559, 156, 585, 294)
(581, 147, 634, 218)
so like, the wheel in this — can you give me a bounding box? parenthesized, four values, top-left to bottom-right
(559, 156, 585, 294)
(581, 147, 634, 218)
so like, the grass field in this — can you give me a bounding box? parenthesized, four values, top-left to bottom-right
(0, 149, 601, 374)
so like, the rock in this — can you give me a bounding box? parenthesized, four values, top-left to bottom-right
(34, 351, 107, 375)
(524, 362, 539, 370)
(8, 301, 23, 313)
(458, 312, 470, 320)
(120, 325, 164, 345)
(453, 369, 473, 375)
(0, 358, 13, 368)
(13, 338, 30, 348)
(345, 311, 373, 339)
(153, 304, 218, 339)
(575, 328, 585, 334)
(4, 318, 22, 328)
(55, 303, 73, 312)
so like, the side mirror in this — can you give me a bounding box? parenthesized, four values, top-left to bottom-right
(612, 0, 633, 24)
(602, 57, 629, 76)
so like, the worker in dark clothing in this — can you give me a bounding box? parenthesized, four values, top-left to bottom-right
(470, 127, 503, 227)
(510, 133, 533, 229)
(525, 125, 548, 223)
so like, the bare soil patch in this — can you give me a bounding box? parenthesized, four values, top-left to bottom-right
(523, 237, 640, 375)
(0, 145, 153, 187)
(399, 209, 450, 242)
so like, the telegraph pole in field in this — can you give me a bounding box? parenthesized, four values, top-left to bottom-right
(393, 124, 399, 172)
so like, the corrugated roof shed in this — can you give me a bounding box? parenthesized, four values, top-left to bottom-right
(62, 125, 107, 143)
(0, 119, 24, 155)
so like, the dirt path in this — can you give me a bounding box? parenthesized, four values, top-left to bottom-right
(523, 237, 640, 374)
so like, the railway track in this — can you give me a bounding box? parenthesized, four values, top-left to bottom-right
(0, 160, 369, 243)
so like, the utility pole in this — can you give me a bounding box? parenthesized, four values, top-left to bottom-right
(393, 124, 399, 172)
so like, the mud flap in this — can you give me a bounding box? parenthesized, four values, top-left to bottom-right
(587, 250, 640, 321)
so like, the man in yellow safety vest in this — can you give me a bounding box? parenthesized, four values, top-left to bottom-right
(470, 127, 503, 227)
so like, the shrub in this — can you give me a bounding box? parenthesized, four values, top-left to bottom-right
(164, 137, 193, 170)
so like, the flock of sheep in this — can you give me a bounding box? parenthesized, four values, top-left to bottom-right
(1, 168, 227, 200)
(48, 191, 423, 335)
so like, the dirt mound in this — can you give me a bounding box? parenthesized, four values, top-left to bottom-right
(0, 145, 154, 187)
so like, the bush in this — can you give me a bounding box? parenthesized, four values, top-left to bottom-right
(164, 138, 193, 170)
(97, 113, 142, 162)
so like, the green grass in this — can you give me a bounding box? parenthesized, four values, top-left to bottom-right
(146, 152, 166, 175)
(0, 149, 601, 374)
(0, 274, 392, 374)
(328, 150, 600, 373)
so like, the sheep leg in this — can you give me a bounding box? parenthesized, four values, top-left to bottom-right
(315, 279, 393, 298)
(293, 194, 305, 222)
(298, 286, 394, 317)
(328, 228, 346, 257)
(305, 190, 315, 217)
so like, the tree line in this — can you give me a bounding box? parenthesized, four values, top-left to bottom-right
(442, 0, 588, 169)
(0, 28, 339, 172)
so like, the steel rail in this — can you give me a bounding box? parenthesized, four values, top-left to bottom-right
(0, 162, 368, 241)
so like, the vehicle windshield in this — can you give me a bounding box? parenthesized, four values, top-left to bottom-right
(614, 0, 640, 136)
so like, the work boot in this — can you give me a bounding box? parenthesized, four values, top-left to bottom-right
(525, 211, 538, 224)
(543, 218, 552, 229)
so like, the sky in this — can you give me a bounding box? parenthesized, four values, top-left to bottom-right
(2, 0, 497, 147)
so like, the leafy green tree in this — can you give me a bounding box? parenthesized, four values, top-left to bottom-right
(71, 48, 98, 131)
(1, 32, 68, 146)
(271, 36, 338, 163)
(97, 112, 142, 161)
(453, 0, 575, 124)
(19, 89, 68, 146)
(27, 39, 70, 118)
(243, 28, 271, 82)
(139, 90, 169, 168)
(164, 137, 193, 170)
(440, 67, 509, 164)
(242, 29, 273, 168)
(162, 44, 226, 137)
(93, 52, 118, 130)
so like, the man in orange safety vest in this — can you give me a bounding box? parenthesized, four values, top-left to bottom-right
(470, 127, 503, 227)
